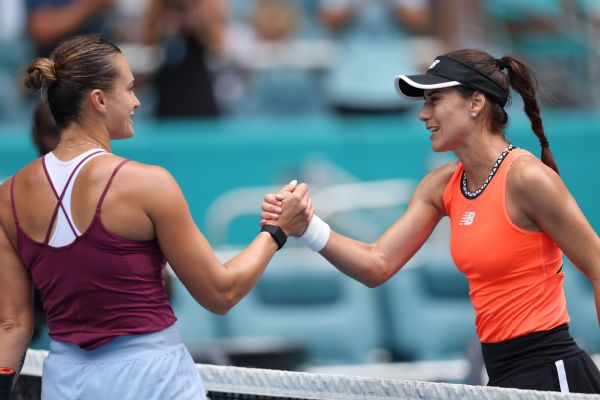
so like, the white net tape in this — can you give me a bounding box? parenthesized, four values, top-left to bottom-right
(22, 349, 600, 399)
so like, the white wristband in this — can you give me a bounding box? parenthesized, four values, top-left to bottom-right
(297, 214, 330, 252)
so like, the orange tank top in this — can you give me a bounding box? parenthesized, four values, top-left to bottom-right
(442, 147, 569, 343)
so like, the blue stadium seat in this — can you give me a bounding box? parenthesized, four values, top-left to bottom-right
(221, 248, 385, 365)
(481, 0, 591, 104)
(484, 0, 562, 22)
(170, 272, 225, 344)
(231, 69, 328, 116)
(381, 254, 477, 361)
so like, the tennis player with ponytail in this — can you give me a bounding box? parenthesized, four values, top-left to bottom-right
(263, 49, 600, 393)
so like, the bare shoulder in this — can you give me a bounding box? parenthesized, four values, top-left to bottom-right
(508, 154, 563, 196)
(418, 161, 459, 193)
(113, 159, 175, 186)
(105, 158, 183, 208)
(0, 177, 12, 221)
(507, 154, 567, 217)
(427, 161, 459, 184)
(414, 161, 459, 211)
(0, 159, 41, 211)
(84, 155, 176, 189)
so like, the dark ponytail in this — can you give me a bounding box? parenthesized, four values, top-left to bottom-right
(499, 55, 558, 174)
(445, 49, 559, 175)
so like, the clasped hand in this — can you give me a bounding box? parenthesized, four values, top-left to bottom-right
(260, 181, 313, 237)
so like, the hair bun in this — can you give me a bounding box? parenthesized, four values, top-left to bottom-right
(25, 58, 57, 91)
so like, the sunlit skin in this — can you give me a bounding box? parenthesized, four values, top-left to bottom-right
(102, 54, 140, 140)
(0, 44, 313, 378)
(261, 87, 600, 328)
(419, 89, 473, 153)
(419, 88, 510, 193)
(52, 54, 140, 158)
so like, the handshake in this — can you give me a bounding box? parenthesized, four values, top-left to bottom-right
(260, 180, 330, 252)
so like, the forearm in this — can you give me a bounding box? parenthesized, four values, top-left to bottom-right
(593, 279, 600, 327)
(218, 233, 278, 310)
(320, 231, 389, 288)
(0, 322, 32, 379)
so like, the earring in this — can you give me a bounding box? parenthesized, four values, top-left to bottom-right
(471, 112, 477, 118)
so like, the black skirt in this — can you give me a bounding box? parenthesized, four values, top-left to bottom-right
(482, 324, 600, 393)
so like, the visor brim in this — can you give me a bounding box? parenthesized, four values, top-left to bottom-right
(394, 74, 461, 100)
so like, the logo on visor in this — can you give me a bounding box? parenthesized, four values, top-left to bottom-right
(428, 59, 440, 70)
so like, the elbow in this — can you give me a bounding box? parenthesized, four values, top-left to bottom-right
(207, 291, 239, 315)
(363, 274, 386, 288)
(0, 317, 33, 338)
(364, 279, 383, 289)
(362, 260, 392, 288)
(209, 306, 229, 316)
(210, 302, 232, 315)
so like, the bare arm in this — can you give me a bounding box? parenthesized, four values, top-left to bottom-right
(320, 166, 450, 287)
(141, 167, 307, 314)
(263, 164, 455, 287)
(510, 157, 600, 324)
(27, 0, 113, 49)
(0, 222, 33, 381)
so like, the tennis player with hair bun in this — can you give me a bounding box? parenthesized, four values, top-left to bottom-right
(263, 49, 600, 393)
(0, 34, 311, 400)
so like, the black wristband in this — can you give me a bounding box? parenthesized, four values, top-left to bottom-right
(0, 368, 15, 400)
(261, 225, 287, 250)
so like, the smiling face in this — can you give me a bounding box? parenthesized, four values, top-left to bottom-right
(418, 88, 474, 152)
(103, 54, 140, 139)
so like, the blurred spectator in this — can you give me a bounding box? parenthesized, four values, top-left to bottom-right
(144, 0, 226, 118)
(431, 0, 486, 50)
(480, 0, 591, 105)
(252, 0, 299, 42)
(318, 0, 440, 114)
(0, 0, 26, 42)
(109, 0, 152, 43)
(320, 0, 432, 36)
(225, 0, 329, 116)
(25, 0, 115, 57)
(0, 0, 30, 121)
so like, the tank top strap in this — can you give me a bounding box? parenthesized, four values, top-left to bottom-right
(495, 148, 534, 191)
(442, 162, 464, 216)
(42, 150, 106, 244)
(10, 172, 19, 226)
(96, 159, 130, 214)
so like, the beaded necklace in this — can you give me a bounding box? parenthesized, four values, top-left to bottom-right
(461, 144, 514, 199)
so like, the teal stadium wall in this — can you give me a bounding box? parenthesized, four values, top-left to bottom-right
(3, 112, 599, 235)
(2, 110, 600, 364)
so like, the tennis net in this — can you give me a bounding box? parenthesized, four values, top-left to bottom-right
(15, 349, 600, 399)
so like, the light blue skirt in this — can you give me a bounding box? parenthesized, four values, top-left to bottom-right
(41, 325, 206, 400)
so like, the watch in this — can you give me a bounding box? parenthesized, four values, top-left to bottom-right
(261, 224, 287, 250)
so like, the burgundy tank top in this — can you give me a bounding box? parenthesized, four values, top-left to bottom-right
(10, 154, 176, 350)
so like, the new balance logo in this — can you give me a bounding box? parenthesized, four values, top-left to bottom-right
(428, 59, 440, 69)
(459, 211, 476, 226)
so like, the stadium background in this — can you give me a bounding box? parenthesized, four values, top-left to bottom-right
(1, 0, 600, 386)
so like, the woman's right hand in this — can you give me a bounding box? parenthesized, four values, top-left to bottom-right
(261, 182, 313, 237)
(260, 181, 294, 225)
